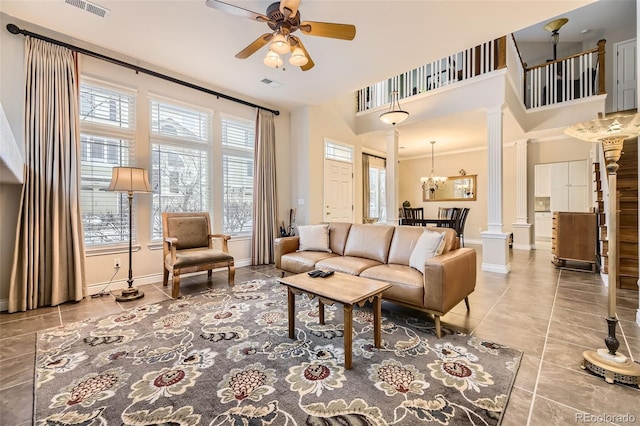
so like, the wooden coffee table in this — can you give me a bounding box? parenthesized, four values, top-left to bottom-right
(278, 271, 391, 369)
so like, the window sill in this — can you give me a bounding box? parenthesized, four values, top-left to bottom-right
(85, 244, 141, 257)
(148, 242, 163, 251)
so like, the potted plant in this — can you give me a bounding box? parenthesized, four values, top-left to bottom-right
(402, 200, 411, 208)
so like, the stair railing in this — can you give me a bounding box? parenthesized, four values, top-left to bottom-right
(524, 40, 606, 109)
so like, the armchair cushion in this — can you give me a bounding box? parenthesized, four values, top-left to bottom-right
(165, 216, 210, 249)
(166, 248, 234, 269)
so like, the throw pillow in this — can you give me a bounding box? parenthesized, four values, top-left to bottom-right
(297, 224, 332, 253)
(409, 230, 445, 272)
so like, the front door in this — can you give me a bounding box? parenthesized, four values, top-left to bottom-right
(324, 159, 353, 222)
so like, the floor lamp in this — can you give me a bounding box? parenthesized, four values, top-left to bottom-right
(106, 167, 152, 302)
(565, 112, 640, 387)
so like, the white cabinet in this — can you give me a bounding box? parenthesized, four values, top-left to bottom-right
(534, 163, 551, 197)
(535, 212, 552, 238)
(548, 160, 589, 213)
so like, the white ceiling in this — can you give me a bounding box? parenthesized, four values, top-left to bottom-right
(0, 0, 633, 157)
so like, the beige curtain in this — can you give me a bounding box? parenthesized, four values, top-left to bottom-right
(9, 37, 86, 312)
(251, 109, 278, 264)
(362, 154, 370, 222)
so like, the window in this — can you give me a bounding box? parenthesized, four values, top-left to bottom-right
(79, 79, 136, 247)
(222, 116, 255, 234)
(369, 165, 387, 222)
(150, 97, 211, 240)
(325, 140, 353, 162)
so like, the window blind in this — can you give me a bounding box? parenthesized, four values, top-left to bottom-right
(79, 80, 136, 247)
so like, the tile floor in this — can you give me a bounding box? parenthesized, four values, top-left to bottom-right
(1, 246, 639, 425)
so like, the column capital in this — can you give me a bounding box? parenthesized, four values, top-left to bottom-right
(484, 103, 505, 115)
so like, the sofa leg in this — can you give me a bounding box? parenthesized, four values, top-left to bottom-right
(228, 262, 235, 286)
(172, 273, 181, 299)
(434, 315, 442, 338)
(464, 296, 470, 311)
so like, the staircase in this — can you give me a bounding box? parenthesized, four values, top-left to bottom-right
(596, 141, 639, 290)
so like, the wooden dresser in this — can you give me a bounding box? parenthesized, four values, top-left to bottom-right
(551, 212, 597, 271)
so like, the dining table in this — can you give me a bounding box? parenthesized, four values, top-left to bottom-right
(400, 218, 456, 228)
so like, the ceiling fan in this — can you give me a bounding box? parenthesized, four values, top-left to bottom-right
(205, 0, 356, 71)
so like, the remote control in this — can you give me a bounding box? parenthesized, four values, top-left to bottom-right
(308, 270, 322, 278)
(320, 270, 334, 278)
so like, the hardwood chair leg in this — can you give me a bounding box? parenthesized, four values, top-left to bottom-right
(172, 273, 181, 299)
(434, 315, 442, 338)
(163, 268, 169, 287)
(228, 261, 235, 286)
(464, 296, 470, 311)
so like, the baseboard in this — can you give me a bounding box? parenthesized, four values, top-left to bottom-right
(481, 262, 512, 274)
(0, 259, 253, 309)
(512, 243, 534, 250)
(462, 238, 482, 246)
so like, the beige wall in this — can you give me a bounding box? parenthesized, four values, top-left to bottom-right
(399, 136, 592, 244)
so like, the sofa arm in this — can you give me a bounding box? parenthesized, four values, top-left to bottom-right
(423, 248, 477, 315)
(274, 236, 300, 269)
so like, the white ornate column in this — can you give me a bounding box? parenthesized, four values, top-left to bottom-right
(512, 139, 533, 250)
(385, 128, 400, 225)
(481, 104, 511, 273)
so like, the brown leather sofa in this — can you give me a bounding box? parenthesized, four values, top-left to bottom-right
(274, 223, 476, 338)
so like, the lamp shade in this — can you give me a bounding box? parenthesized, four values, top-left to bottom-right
(289, 46, 308, 67)
(264, 50, 283, 68)
(564, 113, 640, 143)
(270, 33, 291, 55)
(106, 167, 152, 193)
(380, 110, 409, 125)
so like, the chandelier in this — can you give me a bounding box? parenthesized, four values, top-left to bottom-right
(263, 29, 309, 68)
(421, 141, 447, 191)
(379, 90, 409, 125)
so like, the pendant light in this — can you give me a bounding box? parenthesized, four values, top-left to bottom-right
(379, 90, 409, 125)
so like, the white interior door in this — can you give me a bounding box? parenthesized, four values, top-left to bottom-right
(615, 39, 637, 111)
(324, 159, 353, 222)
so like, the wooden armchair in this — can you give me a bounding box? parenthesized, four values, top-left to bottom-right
(162, 212, 235, 298)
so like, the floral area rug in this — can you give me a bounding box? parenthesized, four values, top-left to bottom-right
(34, 278, 522, 425)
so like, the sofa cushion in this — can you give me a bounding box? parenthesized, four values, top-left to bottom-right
(409, 230, 445, 272)
(388, 226, 425, 265)
(316, 256, 382, 276)
(328, 222, 352, 255)
(281, 251, 338, 274)
(360, 264, 424, 306)
(343, 224, 395, 263)
(298, 224, 331, 252)
(427, 227, 459, 253)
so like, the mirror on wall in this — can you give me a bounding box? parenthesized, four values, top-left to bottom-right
(423, 174, 476, 202)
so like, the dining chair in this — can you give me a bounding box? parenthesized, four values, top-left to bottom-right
(403, 207, 424, 226)
(455, 207, 471, 247)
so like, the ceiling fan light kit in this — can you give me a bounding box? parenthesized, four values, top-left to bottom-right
(263, 50, 284, 68)
(206, 0, 355, 71)
(270, 32, 291, 54)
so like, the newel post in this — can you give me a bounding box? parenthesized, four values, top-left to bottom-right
(497, 36, 507, 69)
(597, 39, 606, 95)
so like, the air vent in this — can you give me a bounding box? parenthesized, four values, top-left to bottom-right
(260, 78, 282, 88)
(64, 0, 110, 17)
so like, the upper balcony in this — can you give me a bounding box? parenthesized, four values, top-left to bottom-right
(353, 34, 608, 144)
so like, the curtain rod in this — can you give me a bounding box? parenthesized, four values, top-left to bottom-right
(363, 152, 386, 161)
(6, 23, 280, 116)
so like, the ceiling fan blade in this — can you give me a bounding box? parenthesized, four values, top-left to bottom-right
(235, 33, 273, 59)
(279, 0, 300, 18)
(290, 36, 315, 71)
(205, 0, 270, 23)
(299, 21, 356, 40)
